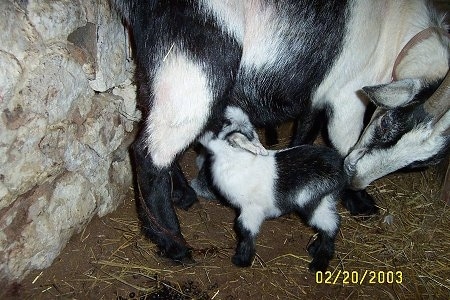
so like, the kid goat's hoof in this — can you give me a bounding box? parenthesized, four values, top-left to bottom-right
(232, 254, 253, 267)
(308, 258, 330, 273)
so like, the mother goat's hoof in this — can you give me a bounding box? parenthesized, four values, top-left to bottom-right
(342, 189, 379, 216)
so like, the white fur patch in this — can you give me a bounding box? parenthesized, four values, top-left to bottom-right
(206, 138, 280, 217)
(238, 206, 267, 236)
(395, 31, 449, 81)
(312, 1, 388, 155)
(309, 194, 339, 236)
(294, 186, 315, 208)
(239, 1, 286, 69)
(199, 0, 245, 42)
(201, 0, 317, 70)
(326, 95, 367, 155)
(146, 49, 213, 168)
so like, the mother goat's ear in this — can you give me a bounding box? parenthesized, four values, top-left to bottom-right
(362, 78, 422, 109)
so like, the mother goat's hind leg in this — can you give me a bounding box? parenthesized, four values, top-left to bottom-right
(171, 162, 198, 210)
(131, 134, 192, 262)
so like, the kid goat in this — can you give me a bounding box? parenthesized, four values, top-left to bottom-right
(199, 107, 347, 271)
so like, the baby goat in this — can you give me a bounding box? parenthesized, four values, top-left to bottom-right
(198, 107, 347, 271)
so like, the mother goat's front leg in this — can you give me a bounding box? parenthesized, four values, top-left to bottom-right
(327, 97, 379, 216)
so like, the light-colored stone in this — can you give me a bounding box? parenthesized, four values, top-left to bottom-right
(0, 1, 43, 62)
(27, 0, 87, 43)
(88, 1, 133, 92)
(113, 80, 142, 132)
(0, 52, 22, 105)
(0, 42, 94, 210)
(0, 0, 137, 283)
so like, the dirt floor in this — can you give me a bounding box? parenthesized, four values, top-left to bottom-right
(4, 122, 450, 300)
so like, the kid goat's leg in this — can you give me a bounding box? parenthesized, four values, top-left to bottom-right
(306, 194, 340, 272)
(233, 207, 265, 267)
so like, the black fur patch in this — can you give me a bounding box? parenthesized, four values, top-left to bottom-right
(231, 0, 349, 126)
(274, 145, 347, 213)
(232, 218, 256, 267)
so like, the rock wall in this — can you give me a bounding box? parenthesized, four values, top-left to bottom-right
(0, 0, 139, 282)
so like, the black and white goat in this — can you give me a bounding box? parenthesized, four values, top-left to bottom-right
(198, 107, 346, 271)
(110, 0, 449, 262)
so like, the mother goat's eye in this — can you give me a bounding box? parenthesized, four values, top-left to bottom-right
(379, 114, 390, 131)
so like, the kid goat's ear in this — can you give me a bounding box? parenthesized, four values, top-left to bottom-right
(227, 132, 269, 156)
